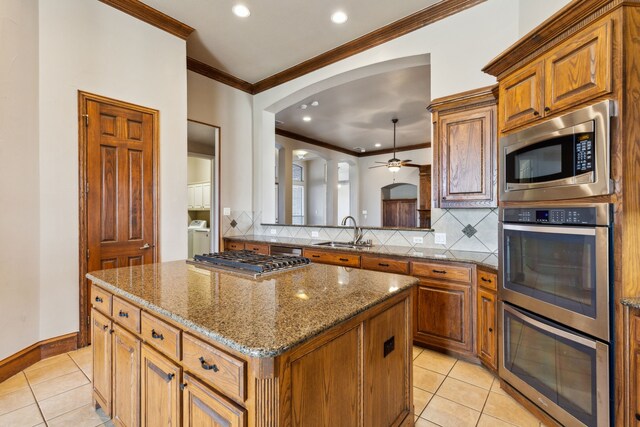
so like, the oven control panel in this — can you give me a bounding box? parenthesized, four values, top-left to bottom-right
(502, 207, 598, 225)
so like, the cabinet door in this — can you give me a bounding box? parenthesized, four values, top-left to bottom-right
(112, 325, 140, 427)
(414, 281, 473, 354)
(499, 61, 544, 131)
(364, 301, 410, 427)
(545, 20, 611, 114)
(182, 373, 245, 427)
(439, 106, 496, 207)
(141, 345, 181, 427)
(92, 309, 112, 416)
(187, 185, 195, 209)
(629, 311, 640, 425)
(194, 184, 204, 209)
(476, 289, 497, 371)
(202, 183, 211, 209)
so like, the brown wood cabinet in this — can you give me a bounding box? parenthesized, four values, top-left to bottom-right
(382, 198, 417, 228)
(141, 345, 181, 427)
(244, 242, 269, 255)
(182, 373, 245, 427)
(112, 325, 140, 427)
(499, 19, 612, 132)
(361, 255, 409, 275)
(92, 309, 112, 417)
(428, 86, 497, 208)
(628, 308, 640, 426)
(303, 248, 361, 268)
(476, 288, 497, 372)
(224, 240, 245, 251)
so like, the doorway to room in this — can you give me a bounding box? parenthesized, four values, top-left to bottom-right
(78, 92, 159, 347)
(381, 183, 417, 227)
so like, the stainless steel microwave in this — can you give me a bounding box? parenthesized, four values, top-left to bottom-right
(500, 100, 614, 202)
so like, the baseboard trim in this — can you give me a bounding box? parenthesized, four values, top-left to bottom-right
(0, 332, 79, 383)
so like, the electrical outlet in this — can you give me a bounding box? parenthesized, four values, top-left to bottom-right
(311, 231, 319, 238)
(270, 229, 277, 235)
(223, 207, 231, 216)
(412, 236, 424, 244)
(434, 233, 447, 245)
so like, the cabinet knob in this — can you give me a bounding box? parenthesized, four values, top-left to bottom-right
(102, 324, 108, 331)
(180, 383, 187, 391)
(166, 373, 175, 381)
(489, 328, 493, 333)
(95, 296, 103, 303)
(481, 277, 492, 283)
(636, 413, 640, 421)
(533, 110, 540, 116)
(544, 107, 551, 113)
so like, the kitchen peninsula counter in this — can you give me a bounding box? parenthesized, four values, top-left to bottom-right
(87, 260, 416, 426)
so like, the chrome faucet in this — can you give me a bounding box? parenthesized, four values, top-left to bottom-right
(341, 215, 363, 245)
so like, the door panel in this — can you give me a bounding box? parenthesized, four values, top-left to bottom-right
(113, 325, 140, 427)
(141, 345, 181, 427)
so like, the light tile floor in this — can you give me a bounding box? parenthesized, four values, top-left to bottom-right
(0, 345, 544, 427)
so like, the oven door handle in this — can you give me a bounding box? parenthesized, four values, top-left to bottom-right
(502, 223, 596, 236)
(503, 304, 596, 349)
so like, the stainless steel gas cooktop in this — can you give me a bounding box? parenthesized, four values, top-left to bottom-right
(187, 250, 311, 278)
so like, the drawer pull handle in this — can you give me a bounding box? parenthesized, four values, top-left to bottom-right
(481, 277, 492, 283)
(432, 269, 447, 274)
(339, 258, 349, 262)
(199, 357, 219, 372)
(151, 329, 164, 340)
(489, 328, 493, 333)
(636, 413, 640, 421)
(118, 310, 129, 318)
(95, 296, 103, 303)
(312, 255, 321, 258)
(378, 263, 389, 267)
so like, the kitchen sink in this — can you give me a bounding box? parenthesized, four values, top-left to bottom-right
(313, 241, 372, 249)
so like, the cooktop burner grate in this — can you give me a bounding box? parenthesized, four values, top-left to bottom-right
(188, 250, 311, 277)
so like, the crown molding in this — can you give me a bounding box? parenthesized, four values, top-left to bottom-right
(276, 128, 430, 158)
(187, 57, 254, 94)
(251, 0, 486, 93)
(99, 0, 194, 40)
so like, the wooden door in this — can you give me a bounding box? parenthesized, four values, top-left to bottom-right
(112, 325, 140, 427)
(499, 61, 544, 131)
(92, 309, 112, 417)
(382, 199, 417, 227)
(439, 106, 496, 207)
(80, 93, 158, 347)
(182, 374, 245, 427)
(476, 288, 497, 371)
(364, 301, 411, 427)
(141, 345, 181, 427)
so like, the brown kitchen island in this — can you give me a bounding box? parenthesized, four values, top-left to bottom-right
(87, 260, 417, 426)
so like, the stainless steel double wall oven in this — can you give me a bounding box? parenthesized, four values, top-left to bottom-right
(498, 101, 614, 427)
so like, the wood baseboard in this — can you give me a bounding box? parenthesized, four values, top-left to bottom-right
(0, 332, 79, 383)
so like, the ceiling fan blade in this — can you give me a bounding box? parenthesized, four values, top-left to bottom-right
(401, 159, 413, 163)
(402, 163, 423, 168)
(373, 161, 389, 164)
(368, 165, 388, 169)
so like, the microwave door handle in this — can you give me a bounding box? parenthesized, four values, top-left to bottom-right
(503, 304, 597, 349)
(502, 224, 596, 236)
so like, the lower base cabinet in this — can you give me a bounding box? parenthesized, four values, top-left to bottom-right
(182, 374, 245, 427)
(112, 325, 140, 427)
(476, 288, 497, 371)
(92, 309, 112, 417)
(628, 308, 640, 425)
(141, 345, 181, 427)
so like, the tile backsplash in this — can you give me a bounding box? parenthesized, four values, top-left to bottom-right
(223, 208, 498, 254)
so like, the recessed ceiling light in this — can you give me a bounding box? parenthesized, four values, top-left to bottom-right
(300, 104, 308, 109)
(310, 101, 319, 107)
(232, 4, 250, 17)
(374, 143, 381, 147)
(331, 11, 348, 24)
(302, 116, 311, 122)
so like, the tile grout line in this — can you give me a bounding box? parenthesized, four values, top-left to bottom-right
(23, 371, 47, 427)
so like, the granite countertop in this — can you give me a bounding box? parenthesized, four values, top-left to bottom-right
(87, 261, 417, 358)
(227, 235, 498, 270)
(621, 297, 640, 309)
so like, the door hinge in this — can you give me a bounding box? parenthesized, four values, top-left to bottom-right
(87, 315, 90, 327)
(85, 182, 89, 194)
(82, 114, 89, 126)
(86, 249, 90, 260)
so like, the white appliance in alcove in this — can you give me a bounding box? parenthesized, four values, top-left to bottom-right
(188, 220, 209, 258)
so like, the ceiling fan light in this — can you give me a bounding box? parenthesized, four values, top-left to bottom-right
(388, 165, 400, 173)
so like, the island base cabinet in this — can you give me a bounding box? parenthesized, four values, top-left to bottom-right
(364, 300, 411, 427)
(182, 373, 245, 427)
(112, 325, 140, 427)
(92, 309, 112, 417)
(141, 345, 181, 427)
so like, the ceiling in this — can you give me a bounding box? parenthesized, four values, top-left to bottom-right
(275, 65, 431, 153)
(188, 121, 217, 146)
(141, 0, 439, 83)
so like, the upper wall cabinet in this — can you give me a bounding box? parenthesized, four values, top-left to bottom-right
(428, 86, 497, 209)
(499, 19, 612, 132)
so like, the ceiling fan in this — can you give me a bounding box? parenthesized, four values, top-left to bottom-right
(369, 118, 417, 172)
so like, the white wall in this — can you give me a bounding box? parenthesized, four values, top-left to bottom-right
(0, 0, 41, 360)
(187, 71, 253, 212)
(518, 0, 571, 36)
(358, 148, 430, 226)
(38, 0, 187, 340)
(188, 156, 211, 184)
(306, 158, 326, 225)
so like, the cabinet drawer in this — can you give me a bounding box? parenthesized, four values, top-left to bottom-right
(113, 296, 141, 333)
(91, 284, 112, 316)
(477, 270, 497, 291)
(141, 312, 181, 360)
(244, 242, 269, 255)
(183, 333, 246, 402)
(411, 262, 471, 283)
(225, 241, 245, 251)
(303, 249, 361, 268)
(361, 256, 409, 275)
